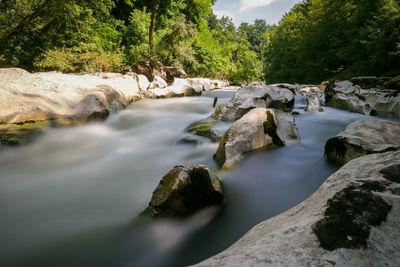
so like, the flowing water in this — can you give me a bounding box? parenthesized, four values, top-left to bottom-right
(0, 91, 391, 267)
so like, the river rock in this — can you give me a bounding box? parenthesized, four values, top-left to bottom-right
(351, 76, 380, 89)
(213, 86, 295, 121)
(215, 108, 299, 169)
(165, 66, 187, 83)
(210, 80, 230, 90)
(142, 165, 224, 217)
(149, 75, 168, 89)
(196, 150, 400, 266)
(325, 119, 400, 164)
(0, 68, 141, 125)
(305, 94, 324, 112)
(128, 72, 150, 91)
(329, 93, 372, 115)
(133, 60, 167, 81)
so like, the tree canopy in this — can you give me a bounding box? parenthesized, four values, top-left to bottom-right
(0, 0, 398, 83)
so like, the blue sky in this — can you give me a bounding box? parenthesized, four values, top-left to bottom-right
(213, 0, 302, 26)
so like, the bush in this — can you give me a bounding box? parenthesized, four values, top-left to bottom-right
(34, 47, 124, 73)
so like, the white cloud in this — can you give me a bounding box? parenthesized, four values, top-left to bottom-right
(214, 10, 235, 21)
(239, 0, 278, 13)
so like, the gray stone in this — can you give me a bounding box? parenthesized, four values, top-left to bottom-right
(215, 108, 299, 169)
(213, 86, 295, 121)
(195, 150, 400, 267)
(305, 94, 324, 112)
(325, 119, 400, 164)
(143, 165, 224, 218)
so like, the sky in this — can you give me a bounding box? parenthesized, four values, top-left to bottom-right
(213, 0, 302, 26)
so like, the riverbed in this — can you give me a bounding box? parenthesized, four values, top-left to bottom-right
(0, 91, 380, 267)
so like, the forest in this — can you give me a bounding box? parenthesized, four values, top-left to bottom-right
(0, 0, 399, 84)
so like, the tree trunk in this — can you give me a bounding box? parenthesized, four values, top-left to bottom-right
(9, 0, 54, 37)
(149, 1, 159, 52)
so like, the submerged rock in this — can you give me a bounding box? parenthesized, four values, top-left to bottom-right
(142, 165, 224, 218)
(305, 94, 323, 112)
(196, 150, 400, 266)
(213, 86, 295, 121)
(325, 119, 400, 164)
(185, 120, 221, 142)
(215, 108, 299, 169)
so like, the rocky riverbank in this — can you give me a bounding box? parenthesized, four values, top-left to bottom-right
(196, 149, 400, 266)
(0, 67, 231, 146)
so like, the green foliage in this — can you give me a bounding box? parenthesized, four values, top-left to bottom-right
(34, 46, 124, 73)
(155, 16, 197, 69)
(263, 0, 400, 83)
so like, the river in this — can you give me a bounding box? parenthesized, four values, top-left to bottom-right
(0, 91, 381, 267)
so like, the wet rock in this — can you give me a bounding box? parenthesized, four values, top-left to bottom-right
(185, 120, 221, 142)
(380, 164, 400, 183)
(215, 108, 299, 169)
(0, 120, 50, 146)
(325, 119, 400, 164)
(305, 94, 323, 112)
(195, 150, 400, 267)
(213, 86, 295, 121)
(142, 165, 224, 218)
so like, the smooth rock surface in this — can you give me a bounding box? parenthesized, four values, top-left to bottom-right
(149, 75, 168, 89)
(213, 86, 295, 121)
(143, 165, 224, 218)
(329, 93, 371, 115)
(325, 119, 400, 164)
(215, 108, 299, 169)
(196, 150, 400, 266)
(0, 68, 141, 125)
(306, 94, 324, 112)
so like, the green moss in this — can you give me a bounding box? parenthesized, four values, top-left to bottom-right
(0, 120, 51, 146)
(186, 120, 219, 141)
(313, 182, 392, 251)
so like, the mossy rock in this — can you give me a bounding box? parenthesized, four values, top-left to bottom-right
(185, 120, 220, 142)
(0, 120, 51, 146)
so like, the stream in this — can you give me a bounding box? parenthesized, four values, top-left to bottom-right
(0, 91, 380, 267)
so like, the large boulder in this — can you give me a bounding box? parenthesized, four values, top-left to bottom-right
(213, 86, 295, 121)
(215, 108, 299, 169)
(165, 66, 187, 83)
(142, 165, 224, 218)
(133, 60, 167, 81)
(127, 72, 150, 91)
(325, 119, 400, 165)
(0, 68, 141, 125)
(305, 94, 324, 112)
(329, 93, 372, 115)
(196, 150, 400, 266)
(0, 68, 142, 145)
